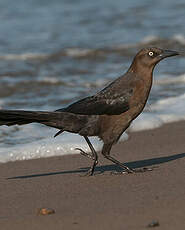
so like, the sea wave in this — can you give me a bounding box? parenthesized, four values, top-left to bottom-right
(130, 93, 185, 132)
(0, 35, 184, 62)
(0, 34, 184, 163)
(0, 53, 49, 61)
(155, 73, 185, 85)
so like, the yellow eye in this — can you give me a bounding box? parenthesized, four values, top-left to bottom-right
(148, 51, 154, 57)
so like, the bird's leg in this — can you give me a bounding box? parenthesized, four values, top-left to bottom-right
(78, 136, 98, 176)
(102, 144, 134, 174)
(102, 144, 153, 174)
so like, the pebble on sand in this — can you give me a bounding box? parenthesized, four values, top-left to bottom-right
(37, 208, 55, 215)
(147, 220, 160, 228)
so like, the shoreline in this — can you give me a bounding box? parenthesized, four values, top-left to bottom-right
(0, 120, 185, 229)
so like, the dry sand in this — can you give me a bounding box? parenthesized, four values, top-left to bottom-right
(0, 121, 185, 230)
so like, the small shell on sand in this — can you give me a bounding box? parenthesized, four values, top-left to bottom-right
(147, 220, 160, 228)
(37, 208, 55, 215)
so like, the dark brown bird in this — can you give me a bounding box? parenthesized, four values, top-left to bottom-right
(0, 47, 179, 175)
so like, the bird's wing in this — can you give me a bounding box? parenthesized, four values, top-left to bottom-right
(56, 88, 133, 115)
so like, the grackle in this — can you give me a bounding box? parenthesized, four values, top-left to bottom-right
(0, 47, 179, 175)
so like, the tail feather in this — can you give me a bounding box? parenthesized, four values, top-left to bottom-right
(0, 109, 88, 134)
(0, 119, 35, 126)
(0, 110, 63, 127)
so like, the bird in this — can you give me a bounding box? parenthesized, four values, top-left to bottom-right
(0, 47, 179, 176)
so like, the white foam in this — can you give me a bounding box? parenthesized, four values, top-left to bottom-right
(151, 93, 185, 123)
(129, 113, 163, 132)
(130, 93, 185, 132)
(155, 73, 185, 85)
(65, 48, 92, 57)
(0, 53, 48, 61)
(141, 35, 160, 43)
(173, 34, 185, 45)
(38, 76, 60, 84)
(0, 128, 128, 163)
(0, 133, 98, 163)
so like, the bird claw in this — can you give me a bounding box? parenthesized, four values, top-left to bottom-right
(111, 171, 129, 175)
(75, 147, 87, 156)
(111, 167, 153, 175)
(75, 148, 97, 162)
(80, 169, 94, 177)
(75, 141, 98, 176)
(133, 167, 153, 173)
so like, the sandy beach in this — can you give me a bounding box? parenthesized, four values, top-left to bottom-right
(0, 121, 185, 230)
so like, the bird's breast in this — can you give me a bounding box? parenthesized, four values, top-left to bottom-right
(98, 78, 152, 143)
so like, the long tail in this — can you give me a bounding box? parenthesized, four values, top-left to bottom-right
(0, 110, 62, 126)
(0, 109, 86, 133)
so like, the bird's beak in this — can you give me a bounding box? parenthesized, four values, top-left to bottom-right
(159, 50, 179, 59)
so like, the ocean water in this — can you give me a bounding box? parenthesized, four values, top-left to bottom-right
(0, 0, 185, 162)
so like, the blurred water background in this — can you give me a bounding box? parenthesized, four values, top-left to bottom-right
(0, 0, 185, 162)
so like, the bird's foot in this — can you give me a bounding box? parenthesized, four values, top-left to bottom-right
(75, 148, 97, 163)
(133, 167, 153, 173)
(80, 168, 94, 177)
(75, 147, 98, 177)
(80, 170, 103, 177)
(111, 167, 153, 175)
(111, 167, 134, 175)
(111, 171, 129, 175)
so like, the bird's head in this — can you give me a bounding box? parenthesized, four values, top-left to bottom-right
(129, 47, 179, 74)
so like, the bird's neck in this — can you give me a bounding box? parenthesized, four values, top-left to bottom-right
(127, 60, 155, 82)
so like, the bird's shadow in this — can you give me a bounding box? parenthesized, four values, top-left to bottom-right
(7, 152, 185, 180)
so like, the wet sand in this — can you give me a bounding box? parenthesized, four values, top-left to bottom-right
(0, 121, 185, 230)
